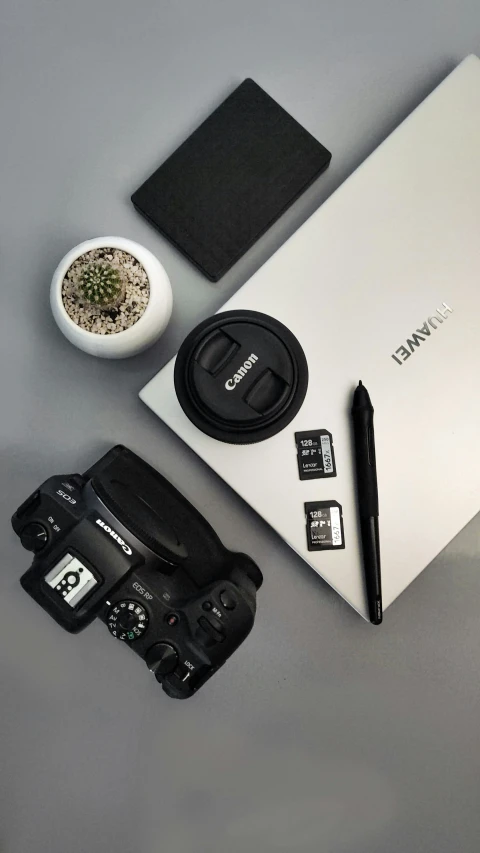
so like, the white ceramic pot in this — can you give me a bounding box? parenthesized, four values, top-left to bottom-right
(50, 237, 173, 358)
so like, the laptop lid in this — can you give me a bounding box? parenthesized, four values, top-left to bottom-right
(140, 56, 480, 619)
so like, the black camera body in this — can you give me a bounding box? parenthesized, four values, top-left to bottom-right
(11, 446, 262, 699)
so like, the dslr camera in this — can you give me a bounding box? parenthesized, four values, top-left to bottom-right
(11, 446, 262, 699)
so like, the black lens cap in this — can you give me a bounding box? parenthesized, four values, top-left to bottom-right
(174, 310, 308, 444)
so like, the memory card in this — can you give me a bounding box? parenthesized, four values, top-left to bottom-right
(305, 501, 345, 551)
(295, 430, 336, 480)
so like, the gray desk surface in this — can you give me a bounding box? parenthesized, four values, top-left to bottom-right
(1, 3, 479, 852)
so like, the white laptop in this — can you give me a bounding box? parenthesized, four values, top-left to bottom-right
(140, 55, 480, 620)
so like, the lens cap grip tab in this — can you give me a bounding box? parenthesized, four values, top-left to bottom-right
(174, 310, 308, 444)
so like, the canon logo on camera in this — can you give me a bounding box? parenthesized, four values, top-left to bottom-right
(95, 518, 133, 555)
(224, 353, 258, 390)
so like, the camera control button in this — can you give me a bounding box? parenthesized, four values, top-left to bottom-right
(145, 643, 178, 677)
(198, 616, 225, 643)
(206, 615, 223, 633)
(20, 522, 48, 553)
(107, 601, 149, 641)
(219, 590, 236, 610)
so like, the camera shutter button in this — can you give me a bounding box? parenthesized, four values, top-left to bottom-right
(20, 522, 48, 552)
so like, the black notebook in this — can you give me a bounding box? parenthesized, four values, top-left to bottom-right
(131, 79, 332, 281)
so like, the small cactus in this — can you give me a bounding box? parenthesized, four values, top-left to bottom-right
(78, 262, 125, 309)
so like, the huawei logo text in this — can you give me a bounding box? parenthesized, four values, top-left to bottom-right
(392, 303, 453, 365)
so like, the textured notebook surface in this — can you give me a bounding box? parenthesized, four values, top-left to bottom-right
(131, 79, 331, 281)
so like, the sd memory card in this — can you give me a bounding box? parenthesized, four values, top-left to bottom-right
(295, 430, 336, 480)
(305, 501, 345, 551)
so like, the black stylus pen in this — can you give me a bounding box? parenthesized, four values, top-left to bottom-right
(351, 381, 383, 625)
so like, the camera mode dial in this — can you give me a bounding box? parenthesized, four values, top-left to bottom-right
(107, 600, 149, 641)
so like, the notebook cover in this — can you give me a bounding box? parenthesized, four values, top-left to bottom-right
(131, 79, 332, 281)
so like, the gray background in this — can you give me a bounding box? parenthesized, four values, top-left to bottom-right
(1, 2, 479, 851)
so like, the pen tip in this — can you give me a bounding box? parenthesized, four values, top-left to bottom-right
(359, 379, 363, 386)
